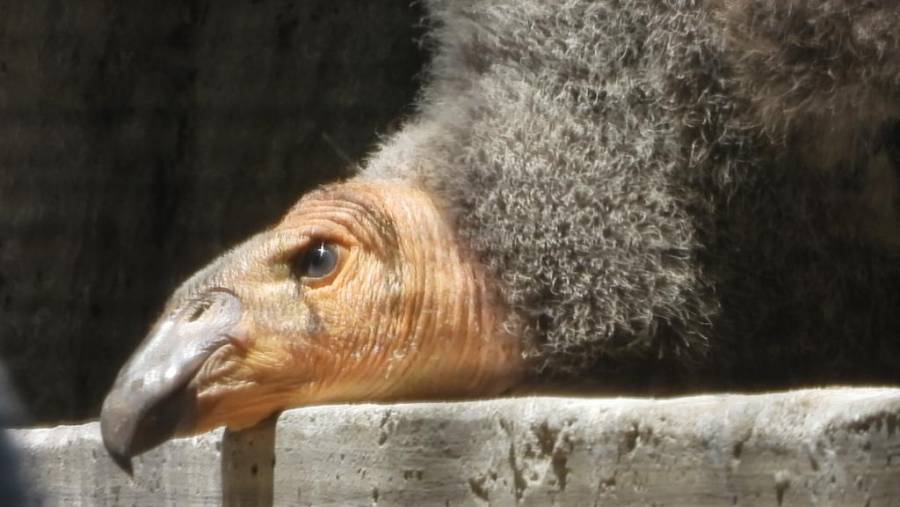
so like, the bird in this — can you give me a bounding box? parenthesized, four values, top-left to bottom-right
(101, 0, 900, 470)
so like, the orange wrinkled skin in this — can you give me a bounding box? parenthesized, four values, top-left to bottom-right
(188, 179, 524, 433)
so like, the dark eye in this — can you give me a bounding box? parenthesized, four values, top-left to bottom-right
(296, 242, 339, 280)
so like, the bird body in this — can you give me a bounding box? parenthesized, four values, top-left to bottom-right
(366, 0, 900, 387)
(102, 0, 900, 465)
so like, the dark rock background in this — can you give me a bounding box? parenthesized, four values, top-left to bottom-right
(0, 1, 426, 424)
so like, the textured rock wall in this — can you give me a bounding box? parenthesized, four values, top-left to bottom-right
(10, 388, 900, 506)
(0, 1, 425, 423)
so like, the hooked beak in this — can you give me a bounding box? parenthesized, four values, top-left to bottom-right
(100, 290, 242, 474)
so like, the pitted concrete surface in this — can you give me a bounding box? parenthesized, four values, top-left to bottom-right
(9, 388, 900, 506)
(11, 423, 224, 505)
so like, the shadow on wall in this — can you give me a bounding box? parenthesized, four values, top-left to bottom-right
(0, 363, 25, 503)
(0, 432, 23, 505)
(0, 1, 427, 424)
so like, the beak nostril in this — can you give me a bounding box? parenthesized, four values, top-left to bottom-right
(187, 300, 212, 322)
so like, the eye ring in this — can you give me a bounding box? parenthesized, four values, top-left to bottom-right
(294, 241, 340, 282)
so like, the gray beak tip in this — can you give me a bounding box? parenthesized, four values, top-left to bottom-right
(109, 450, 134, 477)
(99, 397, 139, 476)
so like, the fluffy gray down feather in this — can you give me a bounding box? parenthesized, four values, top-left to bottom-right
(362, 0, 900, 390)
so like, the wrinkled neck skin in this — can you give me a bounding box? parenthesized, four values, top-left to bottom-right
(190, 178, 524, 433)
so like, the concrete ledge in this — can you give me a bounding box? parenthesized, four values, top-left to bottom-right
(9, 388, 900, 506)
(11, 422, 224, 505)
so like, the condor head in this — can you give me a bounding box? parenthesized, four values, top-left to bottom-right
(100, 179, 524, 471)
